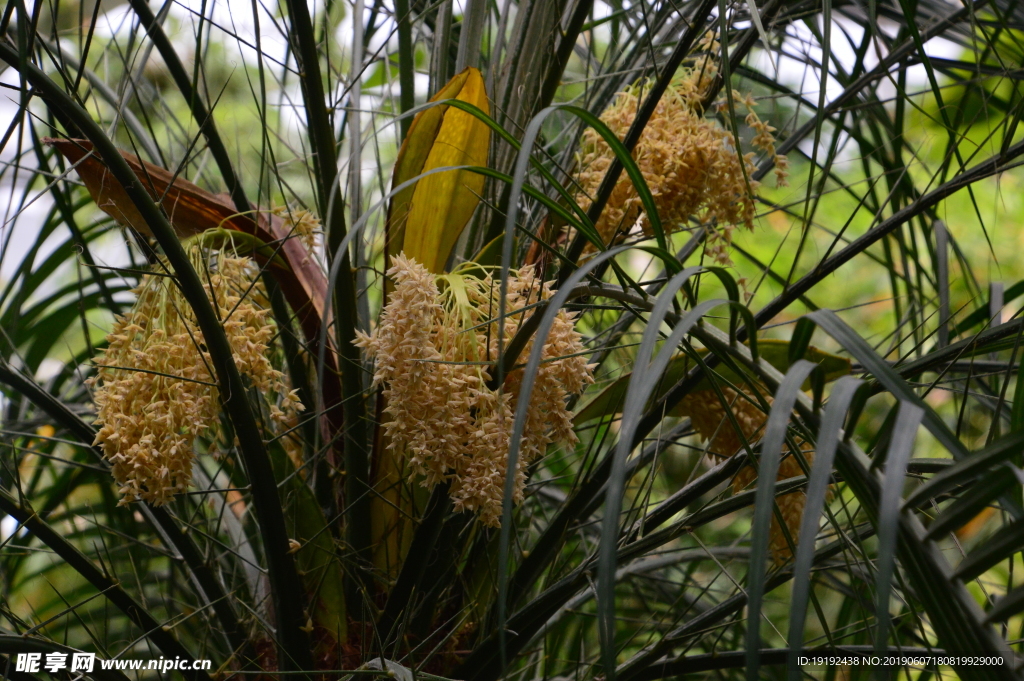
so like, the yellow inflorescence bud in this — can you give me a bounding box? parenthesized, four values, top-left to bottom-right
(89, 250, 303, 506)
(355, 254, 594, 527)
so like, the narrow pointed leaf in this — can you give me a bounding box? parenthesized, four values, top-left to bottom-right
(747, 360, 819, 681)
(925, 468, 1018, 540)
(787, 376, 864, 679)
(874, 401, 924, 656)
(955, 517, 1024, 581)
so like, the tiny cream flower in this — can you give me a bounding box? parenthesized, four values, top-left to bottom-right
(274, 206, 322, 254)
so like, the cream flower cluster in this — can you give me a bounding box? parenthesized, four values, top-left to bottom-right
(576, 36, 787, 266)
(680, 385, 814, 562)
(274, 206, 321, 254)
(355, 254, 593, 526)
(89, 251, 302, 506)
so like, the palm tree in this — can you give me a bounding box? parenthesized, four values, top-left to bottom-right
(2, 0, 1024, 679)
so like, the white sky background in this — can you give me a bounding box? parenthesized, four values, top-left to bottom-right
(0, 0, 970, 355)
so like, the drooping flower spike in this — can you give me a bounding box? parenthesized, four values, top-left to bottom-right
(90, 240, 303, 506)
(576, 33, 787, 266)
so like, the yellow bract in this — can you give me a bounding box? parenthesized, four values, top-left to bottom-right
(387, 67, 490, 273)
